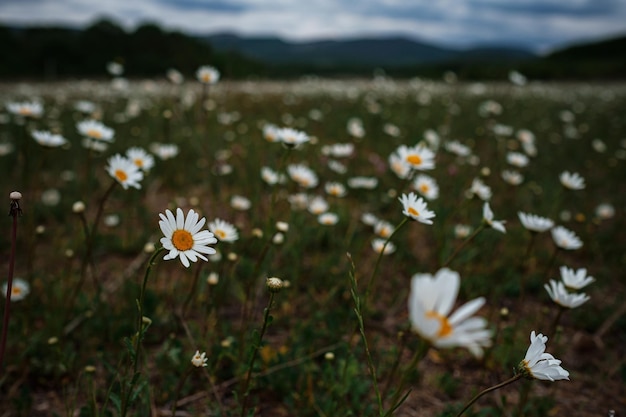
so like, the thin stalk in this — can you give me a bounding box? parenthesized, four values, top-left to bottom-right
(171, 366, 194, 417)
(442, 223, 485, 268)
(456, 373, 523, 417)
(384, 340, 429, 416)
(519, 232, 537, 305)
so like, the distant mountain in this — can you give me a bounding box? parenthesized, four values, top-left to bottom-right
(202, 33, 536, 68)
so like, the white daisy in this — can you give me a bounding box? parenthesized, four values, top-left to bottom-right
(208, 218, 239, 242)
(559, 171, 585, 190)
(2, 278, 30, 301)
(325, 182, 347, 198)
(106, 154, 143, 190)
(483, 203, 506, 233)
(191, 350, 208, 367)
(31, 130, 67, 147)
(196, 65, 220, 84)
(318, 212, 339, 225)
(399, 192, 435, 224)
(544, 280, 590, 309)
(287, 164, 318, 188)
(559, 266, 595, 290)
(159, 208, 217, 268)
(551, 226, 583, 250)
(518, 212, 554, 233)
(126, 147, 155, 171)
(518, 331, 569, 381)
(77, 120, 114, 142)
(395, 144, 436, 171)
(412, 174, 439, 200)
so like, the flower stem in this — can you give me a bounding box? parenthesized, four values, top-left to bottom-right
(442, 223, 485, 268)
(456, 373, 523, 417)
(0, 197, 21, 373)
(171, 366, 194, 417)
(519, 232, 537, 305)
(384, 339, 429, 416)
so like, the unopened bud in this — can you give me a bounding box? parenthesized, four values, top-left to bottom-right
(266, 277, 284, 293)
(72, 201, 86, 213)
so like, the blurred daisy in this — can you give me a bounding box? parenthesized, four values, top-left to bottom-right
(150, 143, 179, 160)
(395, 144, 435, 171)
(482, 203, 506, 233)
(7, 101, 43, 118)
(424, 129, 440, 150)
(559, 171, 585, 190)
(107, 61, 124, 76)
(444, 140, 471, 157)
(347, 118, 365, 138)
(191, 350, 208, 367)
(508, 70, 527, 86)
(454, 224, 472, 239)
(361, 212, 379, 227)
(325, 182, 347, 198)
(559, 266, 595, 289)
(544, 280, 589, 309)
(126, 147, 154, 172)
(518, 212, 554, 233)
(77, 120, 114, 142)
(262, 124, 280, 143)
(594, 203, 615, 220)
(74, 100, 96, 114)
(3, 278, 30, 301)
(372, 238, 396, 255)
(325, 143, 354, 158)
(288, 193, 309, 210)
(159, 208, 217, 268)
(348, 176, 378, 189)
(388, 153, 411, 179)
(518, 331, 569, 381)
(501, 170, 524, 185)
(287, 164, 318, 188)
(412, 174, 439, 200)
(196, 65, 220, 84)
(307, 196, 329, 215)
(230, 195, 251, 211)
(327, 160, 347, 174)
(261, 166, 285, 185)
(383, 123, 401, 137)
(551, 226, 582, 250)
(208, 218, 239, 242)
(106, 154, 143, 190)
(32, 130, 67, 147)
(318, 212, 339, 225)
(41, 188, 61, 206)
(278, 127, 309, 148)
(408, 268, 492, 358)
(166, 68, 184, 84)
(467, 178, 492, 201)
(82, 138, 108, 152)
(506, 152, 529, 168)
(374, 220, 394, 239)
(399, 192, 435, 224)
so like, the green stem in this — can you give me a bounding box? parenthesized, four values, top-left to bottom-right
(384, 340, 429, 416)
(442, 223, 485, 268)
(171, 366, 194, 417)
(456, 373, 523, 417)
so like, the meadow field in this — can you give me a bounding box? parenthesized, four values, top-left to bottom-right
(0, 76, 625, 416)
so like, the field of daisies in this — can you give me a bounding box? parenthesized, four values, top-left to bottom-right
(1, 71, 625, 417)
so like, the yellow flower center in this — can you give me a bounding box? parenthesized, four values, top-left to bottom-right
(134, 158, 143, 167)
(380, 228, 390, 238)
(426, 310, 452, 337)
(172, 229, 194, 251)
(86, 129, 102, 139)
(408, 207, 420, 217)
(420, 184, 429, 193)
(406, 154, 422, 165)
(19, 108, 32, 116)
(202, 74, 211, 83)
(216, 230, 227, 239)
(115, 169, 128, 182)
(12, 287, 22, 295)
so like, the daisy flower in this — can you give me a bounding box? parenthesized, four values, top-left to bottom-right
(77, 120, 114, 142)
(278, 127, 309, 148)
(374, 220, 394, 239)
(208, 218, 239, 242)
(2, 278, 30, 301)
(307, 196, 329, 215)
(318, 212, 339, 225)
(31, 130, 67, 147)
(361, 212, 379, 227)
(594, 203, 615, 220)
(191, 350, 208, 367)
(126, 147, 155, 171)
(107, 61, 124, 76)
(7, 101, 43, 118)
(166, 68, 184, 84)
(150, 143, 179, 160)
(261, 166, 285, 185)
(348, 176, 378, 189)
(454, 224, 472, 239)
(482, 203, 506, 233)
(288, 193, 309, 210)
(196, 65, 220, 84)
(506, 152, 529, 168)
(551, 226, 583, 250)
(467, 178, 492, 201)
(388, 153, 412, 179)
(518, 212, 554, 233)
(412, 174, 439, 200)
(327, 160, 347, 174)
(326, 143, 354, 158)
(396, 144, 436, 171)
(230, 195, 251, 211)
(74, 100, 96, 114)
(559, 171, 585, 190)
(287, 164, 318, 188)
(444, 140, 471, 157)
(262, 124, 280, 142)
(371, 238, 396, 255)
(559, 266, 595, 290)
(518, 331, 569, 381)
(399, 192, 435, 224)
(408, 268, 492, 358)
(501, 170, 524, 185)
(159, 208, 217, 268)
(106, 154, 144, 190)
(325, 182, 347, 198)
(544, 280, 590, 308)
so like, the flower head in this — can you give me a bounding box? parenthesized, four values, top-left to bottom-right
(7, 101, 43, 118)
(412, 174, 439, 200)
(77, 120, 114, 142)
(518, 331, 569, 381)
(482, 203, 506, 233)
(2, 278, 30, 301)
(467, 178, 492, 201)
(395, 144, 436, 171)
(518, 212, 554, 233)
(32, 130, 67, 148)
(371, 238, 396, 255)
(399, 192, 435, 224)
(408, 268, 492, 358)
(230, 195, 251, 211)
(196, 65, 220, 84)
(544, 280, 590, 308)
(559, 266, 595, 289)
(159, 208, 218, 268)
(551, 226, 583, 250)
(318, 212, 339, 225)
(278, 127, 309, 148)
(325, 182, 347, 198)
(502, 170, 524, 186)
(208, 218, 239, 242)
(191, 350, 208, 367)
(307, 196, 329, 215)
(126, 147, 155, 172)
(106, 154, 144, 190)
(287, 164, 318, 189)
(559, 171, 585, 190)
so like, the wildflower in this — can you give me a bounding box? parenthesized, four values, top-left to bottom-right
(150, 143, 179, 160)
(72, 201, 86, 213)
(454, 224, 472, 239)
(207, 272, 219, 285)
(374, 220, 394, 239)
(307, 196, 329, 215)
(388, 153, 412, 179)
(371, 238, 396, 255)
(77, 120, 114, 142)
(196, 65, 220, 84)
(106, 154, 143, 190)
(126, 147, 155, 171)
(518, 212, 554, 233)
(559, 171, 585, 190)
(266, 277, 284, 293)
(399, 192, 435, 225)
(41, 189, 61, 206)
(325, 143, 354, 158)
(230, 195, 251, 211)
(276, 221, 289, 232)
(104, 214, 120, 227)
(159, 208, 217, 268)
(395, 144, 436, 171)
(262, 124, 280, 142)
(347, 176, 378, 189)
(361, 212, 379, 227)
(551, 226, 583, 250)
(327, 160, 347, 174)
(166, 68, 184, 84)
(287, 164, 318, 188)
(272, 232, 284, 244)
(408, 268, 492, 358)
(208, 218, 239, 242)
(31, 130, 67, 147)
(594, 203, 615, 220)
(509, 70, 527, 86)
(2, 278, 30, 301)
(518, 331, 569, 381)
(287, 193, 309, 210)
(424, 129, 440, 150)
(261, 166, 285, 185)
(191, 350, 208, 367)
(107, 61, 124, 76)
(325, 182, 347, 198)
(7, 101, 43, 118)
(347, 118, 365, 138)
(278, 127, 309, 148)
(559, 266, 595, 290)
(482, 203, 506, 233)
(318, 212, 339, 225)
(506, 152, 529, 168)
(501, 170, 524, 185)
(444, 140, 471, 157)
(467, 178, 492, 201)
(383, 123, 401, 137)
(75, 100, 96, 114)
(412, 174, 439, 200)
(544, 280, 590, 308)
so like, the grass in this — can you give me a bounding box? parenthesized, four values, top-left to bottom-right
(0, 77, 625, 416)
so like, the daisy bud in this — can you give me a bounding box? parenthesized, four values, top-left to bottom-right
(72, 201, 86, 213)
(276, 221, 289, 232)
(48, 337, 59, 345)
(207, 272, 219, 286)
(266, 277, 284, 293)
(143, 242, 156, 253)
(10, 191, 22, 201)
(227, 252, 238, 262)
(272, 232, 284, 245)
(252, 228, 264, 238)
(324, 352, 335, 361)
(84, 365, 96, 373)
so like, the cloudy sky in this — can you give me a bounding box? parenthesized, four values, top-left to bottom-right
(2, 0, 626, 52)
